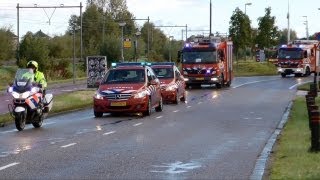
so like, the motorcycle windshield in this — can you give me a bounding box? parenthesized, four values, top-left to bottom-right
(13, 69, 35, 92)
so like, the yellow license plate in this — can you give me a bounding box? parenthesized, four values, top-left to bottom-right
(196, 77, 204, 80)
(110, 102, 127, 107)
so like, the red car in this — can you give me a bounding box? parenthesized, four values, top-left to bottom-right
(93, 63, 163, 117)
(150, 62, 186, 104)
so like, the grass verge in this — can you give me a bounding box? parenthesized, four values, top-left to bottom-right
(268, 96, 320, 179)
(0, 90, 95, 127)
(233, 60, 278, 77)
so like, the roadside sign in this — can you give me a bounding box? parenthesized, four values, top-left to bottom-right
(123, 38, 131, 48)
(86, 56, 107, 88)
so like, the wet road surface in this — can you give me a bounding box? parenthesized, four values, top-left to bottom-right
(0, 75, 312, 179)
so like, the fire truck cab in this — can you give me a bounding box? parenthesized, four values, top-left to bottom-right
(178, 35, 233, 88)
(277, 40, 319, 78)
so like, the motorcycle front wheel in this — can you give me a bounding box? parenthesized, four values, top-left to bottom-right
(15, 112, 26, 131)
(32, 113, 44, 128)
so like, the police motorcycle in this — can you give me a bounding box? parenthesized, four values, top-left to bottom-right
(7, 68, 53, 131)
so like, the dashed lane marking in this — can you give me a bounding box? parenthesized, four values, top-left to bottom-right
(156, 116, 163, 119)
(133, 123, 143, 127)
(0, 162, 20, 171)
(61, 143, 77, 148)
(103, 131, 115, 136)
(173, 110, 179, 113)
(187, 106, 192, 108)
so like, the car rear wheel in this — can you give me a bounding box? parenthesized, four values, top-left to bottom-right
(155, 97, 163, 112)
(94, 111, 103, 118)
(143, 98, 152, 116)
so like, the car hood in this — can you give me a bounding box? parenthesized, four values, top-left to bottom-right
(160, 79, 174, 87)
(99, 83, 145, 94)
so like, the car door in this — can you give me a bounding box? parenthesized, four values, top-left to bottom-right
(146, 68, 160, 106)
(174, 66, 185, 98)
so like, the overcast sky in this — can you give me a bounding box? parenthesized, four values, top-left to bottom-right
(1, 0, 319, 40)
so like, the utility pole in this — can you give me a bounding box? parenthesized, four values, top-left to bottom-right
(16, 3, 83, 63)
(210, 0, 212, 35)
(287, 0, 290, 43)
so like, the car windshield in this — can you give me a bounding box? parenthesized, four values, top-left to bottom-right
(278, 49, 303, 59)
(183, 51, 217, 63)
(152, 67, 174, 79)
(102, 69, 145, 84)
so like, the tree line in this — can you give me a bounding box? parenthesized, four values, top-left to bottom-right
(0, 1, 319, 79)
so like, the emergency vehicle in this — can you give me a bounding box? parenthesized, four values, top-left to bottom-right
(149, 62, 186, 104)
(277, 40, 319, 77)
(93, 62, 163, 117)
(178, 35, 233, 88)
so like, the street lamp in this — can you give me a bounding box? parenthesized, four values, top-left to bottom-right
(118, 22, 126, 62)
(302, 16, 309, 40)
(169, 36, 174, 62)
(245, 2, 252, 14)
(135, 29, 141, 62)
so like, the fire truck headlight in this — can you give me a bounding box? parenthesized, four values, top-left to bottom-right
(184, 78, 189, 82)
(211, 78, 218, 81)
(211, 71, 216, 75)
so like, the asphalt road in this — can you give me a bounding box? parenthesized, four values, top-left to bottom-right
(0, 75, 312, 179)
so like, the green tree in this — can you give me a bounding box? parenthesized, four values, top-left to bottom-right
(18, 32, 50, 71)
(278, 28, 297, 44)
(255, 7, 279, 49)
(228, 7, 252, 57)
(0, 27, 15, 63)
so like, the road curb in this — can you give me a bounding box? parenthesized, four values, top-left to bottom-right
(250, 101, 293, 180)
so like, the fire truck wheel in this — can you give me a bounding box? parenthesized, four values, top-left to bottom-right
(94, 111, 103, 118)
(281, 73, 286, 78)
(143, 98, 152, 116)
(225, 81, 231, 87)
(155, 97, 163, 112)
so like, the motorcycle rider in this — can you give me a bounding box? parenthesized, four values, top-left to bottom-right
(26, 60, 47, 90)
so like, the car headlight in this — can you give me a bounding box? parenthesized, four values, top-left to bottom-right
(94, 92, 104, 100)
(166, 86, 176, 91)
(211, 78, 218, 81)
(21, 91, 30, 99)
(278, 68, 283, 72)
(184, 78, 189, 81)
(211, 71, 216, 75)
(134, 91, 147, 99)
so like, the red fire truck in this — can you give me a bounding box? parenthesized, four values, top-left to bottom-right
(178, 35, 233, 88)
(277, 40, 319, 77)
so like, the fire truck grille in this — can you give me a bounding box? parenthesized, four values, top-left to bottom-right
(184, 69, 208, 75)
(105, 93, 132, 100)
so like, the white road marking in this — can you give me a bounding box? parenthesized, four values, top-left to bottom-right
(197, 102, 203, 104)
(156, 116, 163, 119)
(151, 161, 201, 174)
(187, 106, 192, 108)
(133, 123, 143, 127)
(103, 131, 115, 136)
(233, 79, 279, 89)
(61, 89, 73, 92)
(1, 122, 56, 134)
(243, 117, 250, 120)
(0, 162, 20, 171)
(5, 100, 10, 102)
(173, 110, 179, 113)
(255, 117, 263, 120)
(61, 143, 77, 148)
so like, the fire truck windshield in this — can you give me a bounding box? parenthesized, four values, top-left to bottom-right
(102, 69, 145, 84)
(183, 51, 217, 63)
(278, 49, 303, 59)
(152, 68, 174, 79)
